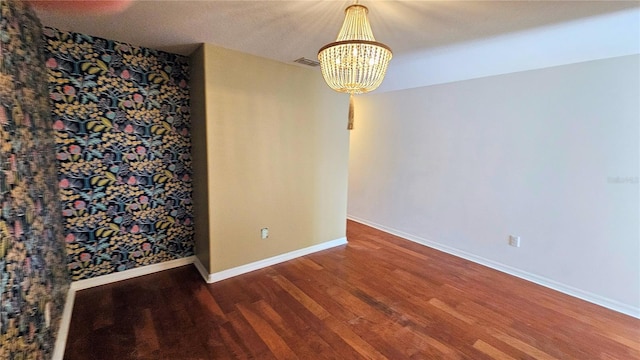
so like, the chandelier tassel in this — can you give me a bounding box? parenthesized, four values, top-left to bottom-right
(348, 94, 355, 130)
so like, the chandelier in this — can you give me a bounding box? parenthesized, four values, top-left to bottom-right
(318, 2, 392, 128)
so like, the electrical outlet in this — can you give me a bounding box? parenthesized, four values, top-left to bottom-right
(261, 228, 269, 239)
(509, 235, 521, 248)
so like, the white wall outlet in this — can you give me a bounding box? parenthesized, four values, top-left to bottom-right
(509, 235, 521, 247)
(261, 228, 269, 239)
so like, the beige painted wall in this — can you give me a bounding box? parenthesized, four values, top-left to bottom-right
(189, 45, 211, 272)
(190, 44, 349, 273)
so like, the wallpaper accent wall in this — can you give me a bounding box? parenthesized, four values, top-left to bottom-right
(0, 0, 70, 357)
(43, 28, 194, 280)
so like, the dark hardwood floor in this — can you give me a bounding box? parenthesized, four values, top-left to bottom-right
(64, 220, 640, 359)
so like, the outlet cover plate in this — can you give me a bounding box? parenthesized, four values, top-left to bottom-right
(509, 235, 521, 247)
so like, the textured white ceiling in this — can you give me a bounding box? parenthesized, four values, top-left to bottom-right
(36, 1, 638, 65)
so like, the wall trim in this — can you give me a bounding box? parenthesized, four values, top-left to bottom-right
(52, 256, 196, 359)
(51, 287, 76, 360)
(347, 215, 640, 319)
(193, 255, 211, 283)
(52, 239, 349, 356)
(71, 256, 196, 291)
(199, 237, 348, 283)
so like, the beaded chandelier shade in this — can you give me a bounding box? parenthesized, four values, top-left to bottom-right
(318, 4, 392, 95)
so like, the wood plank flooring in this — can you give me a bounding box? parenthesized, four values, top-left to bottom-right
(64, 220, 640, 359)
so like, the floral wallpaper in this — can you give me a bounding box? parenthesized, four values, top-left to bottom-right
(43, 28, 194, 280)
(0, 0, 70, 357)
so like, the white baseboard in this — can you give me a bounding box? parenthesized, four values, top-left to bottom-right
(193, 255, 210, 283)
(347, 215, 640, 319)
(198, 237, 348, 283)
(53, 256, 197, 359)
(71, 256, 196, 291)
(51, 287, 76, 360)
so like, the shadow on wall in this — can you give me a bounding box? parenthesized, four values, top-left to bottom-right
(42, 27, 195, 280)
(0, 0, 70, 357)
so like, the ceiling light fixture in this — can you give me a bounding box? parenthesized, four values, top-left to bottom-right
(318, 1, 392, 129)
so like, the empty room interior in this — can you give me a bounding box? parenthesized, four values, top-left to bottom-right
(1, 0, 639, 359)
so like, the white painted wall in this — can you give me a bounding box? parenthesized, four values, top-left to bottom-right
(348, 55, 640, 317)
(379, 8, 640, 93)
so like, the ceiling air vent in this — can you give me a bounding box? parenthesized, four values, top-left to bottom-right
(294, 57, 320, 67)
